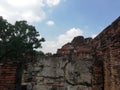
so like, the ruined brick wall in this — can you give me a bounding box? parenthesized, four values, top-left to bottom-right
(92, 17, 120, 90)
(56, 36, 92, 59)
(22, 57, 93, 90)
(56, 16, 120, 90)
(23, 17, 120, 90)
(0, 17, 119, 90)
(0, 62, 22, 90)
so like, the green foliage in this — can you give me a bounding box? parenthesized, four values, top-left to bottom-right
(0, 16, 45, 61)
(35, 51, 45, 56)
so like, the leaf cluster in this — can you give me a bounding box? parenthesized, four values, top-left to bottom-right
(0, 16, 45, 61)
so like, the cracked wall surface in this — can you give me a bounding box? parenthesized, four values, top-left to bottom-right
(22, 57, 93, 90)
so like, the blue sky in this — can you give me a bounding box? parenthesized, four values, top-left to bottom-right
(0, 0, 120, 53)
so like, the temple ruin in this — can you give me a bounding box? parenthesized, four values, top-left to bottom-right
(0, 17, 120, 90)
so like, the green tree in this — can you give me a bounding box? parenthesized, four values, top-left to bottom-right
(0, 16, 45, 61)
(35, 51, 45, 56)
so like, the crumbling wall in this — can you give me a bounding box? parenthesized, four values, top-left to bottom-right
(0, 62, 22, 90)
(56, 36, 92, 59)
(23, 57, 93, 90)
(92, 17, 120, 90)
(22, 17, 120, 90)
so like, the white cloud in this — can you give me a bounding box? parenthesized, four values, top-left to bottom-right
(45, 0, 60, 7)
(0, 0, 61, 23)
(46, 20, 55, 26)
(91, 34, 97, 38)
(40, 28, 83, 53)
(58, 28, 83, 45)
(6, 0, 39, 7)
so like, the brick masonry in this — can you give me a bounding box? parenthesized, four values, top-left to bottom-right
(92, 16, 120, 90)
(0, 62, 22, 90)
